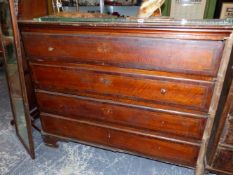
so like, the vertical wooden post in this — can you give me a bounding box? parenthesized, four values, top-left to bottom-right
(195, 34, 233, 175)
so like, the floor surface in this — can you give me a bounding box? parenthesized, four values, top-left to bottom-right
(0, 67, 215, 175)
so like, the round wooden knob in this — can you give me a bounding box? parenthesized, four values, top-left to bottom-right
(48, 47, 54, 51)
(160, 88, 167, 95)
(103, 108, 112, 115)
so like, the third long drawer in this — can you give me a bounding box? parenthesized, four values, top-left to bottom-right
(36, 90, 207, 141)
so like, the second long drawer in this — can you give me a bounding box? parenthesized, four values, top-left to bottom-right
(31, 63, 214, 112)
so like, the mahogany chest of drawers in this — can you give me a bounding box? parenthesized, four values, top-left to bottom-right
(19, 21, 233, 174)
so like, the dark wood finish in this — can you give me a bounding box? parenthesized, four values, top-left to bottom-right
(224, 119, 233, 145)
(208, 81, 233, 174)
(36, 90, 206, 140)
(211, 148, 233, 174)
(18, 0, 48, 20)
(30, 63, 214, 112)
(41, 113, 200, 167)
(18, 21, 233, 173)
(230, 100, 233, 116)
(43, 134, 59, 148)
(22, 32, 224, 76)
(219, 82, 233, 145)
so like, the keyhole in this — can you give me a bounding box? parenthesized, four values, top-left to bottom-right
(100, 77, 112, 85)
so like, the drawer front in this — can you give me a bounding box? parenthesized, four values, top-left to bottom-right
(223, 86, 233, 145)
(212, 148, 233, 173)
(224, 119, 233, 145)
(230, 100, 233, 117)
(229, 84, 233, 117)
(41, 114, 199, 167)
(36, 91, 206, 140)
(31, 64, 214, 112)
(22, 32, 224, 76)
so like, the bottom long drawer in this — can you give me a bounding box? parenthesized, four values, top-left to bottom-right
(41, 113, 199, 167)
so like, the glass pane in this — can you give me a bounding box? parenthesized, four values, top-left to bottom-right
(0, 0, 34, 157)
(8, 64, 30, 148)
(35, 14, 233, 25)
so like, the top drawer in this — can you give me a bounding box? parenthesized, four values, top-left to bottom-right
(22, 32, 224, 76)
